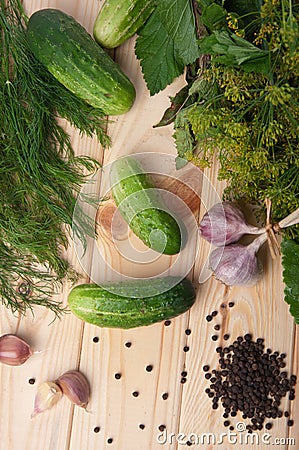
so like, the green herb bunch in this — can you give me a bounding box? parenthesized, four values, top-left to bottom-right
(171, 0, 299, 234)
(0, 0, 109, 314)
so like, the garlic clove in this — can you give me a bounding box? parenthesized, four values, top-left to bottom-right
(0, 334, 32, 366)
(31, 381, 63, 418)
(209, 234, 268, 286)
(199, 202, 264, 246)
(56, 370, 90, 409)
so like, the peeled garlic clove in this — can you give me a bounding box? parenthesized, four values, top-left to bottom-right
(209, 234, 268, 286)
(200, 202, 264, 246)
(0, 334, 32, 366)
(31, 381, 62, 418)
(56, 370, 90, 409)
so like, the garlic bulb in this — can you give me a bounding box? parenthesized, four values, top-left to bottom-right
(56, 370, 90, 409)
(31, 381, 63, 418)
(200, 202, 264, 246)
(209, 233, 268, 286)
(0, 334, 32, 366)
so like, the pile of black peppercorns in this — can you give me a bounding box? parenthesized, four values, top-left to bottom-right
(203, 334, 296, 432)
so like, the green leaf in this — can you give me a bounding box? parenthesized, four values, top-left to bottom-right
(201, 3, 227, 31)
(154, 85, 190, 127)
(135, 0, 199, 95)
(199, 30, 270, 74)
(281, 238, 299, 324)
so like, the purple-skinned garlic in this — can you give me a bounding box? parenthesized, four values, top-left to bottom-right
(199, 202, 265, 246)
(0, 334, 32, 366)
(209, 233, 268, 286)
(56, 370, 90, 409)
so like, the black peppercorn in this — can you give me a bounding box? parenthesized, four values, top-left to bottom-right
(203, 334, 296, 431)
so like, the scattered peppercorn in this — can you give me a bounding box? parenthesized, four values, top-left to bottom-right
(212, 311, 218, 317)
(158, 425, 166, 431)
(107, 438, 113, 444)
(28, 378, 35, 385)
(183, 346, 190, 352)
(224, 420, 230, 427)
(181, 371, 187, 377)
(212, 335, 218, 341)
(146, 365, 153, 372)
(93, 426, 100, 433)
(214, 324, 221, 331)
(114, 373, 121, 380)
(164, 320, 171, 326)
(204, 335, 296, 431)
(223, 334, 230, 341)
(181, 377, 187, 384)
(162, 393, 169, 400)
(185, 329, 192, 335)
(132, 391, 139, 397)
(206, 315, 213, 322)
(125, 342, 132, 348)
(265, 423, 272, 430)
(93, 336, 99, 343)
(139, 424, 145, 430)
(287, 420, 294, 427)
(228, 302, 235, 308)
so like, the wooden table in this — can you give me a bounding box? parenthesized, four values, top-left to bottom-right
(0, 1, 298, 449)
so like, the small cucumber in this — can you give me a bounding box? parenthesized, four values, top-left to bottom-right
(26, 9, 136, 115)
(110, 157, 183, 255)
(68, 277, 196, 329)
(93, 0, 154, 49)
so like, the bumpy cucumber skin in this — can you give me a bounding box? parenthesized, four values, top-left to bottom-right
(93, 0, 154, 49)
(26, 9, 136, 115)
(110, 157, 182, 255)
(68, 277, 196, 329)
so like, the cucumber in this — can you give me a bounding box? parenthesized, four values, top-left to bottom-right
(110, 156, 183, 255)
(93, 0, 154, 49)
(26, 9, 136, 115)
(68, 277, 196, 329)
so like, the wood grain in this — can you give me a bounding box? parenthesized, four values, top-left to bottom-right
(0, 1, 297, 450)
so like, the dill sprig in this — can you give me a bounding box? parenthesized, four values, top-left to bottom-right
(172, 0, 299, 235)
(0, 0, 109, 314)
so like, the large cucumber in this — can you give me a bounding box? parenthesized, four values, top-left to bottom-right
(26, 9, 136, 115)
(110, 156, 183, 255)
(68, 277, 196, 329)
(93, 0, 154, 49)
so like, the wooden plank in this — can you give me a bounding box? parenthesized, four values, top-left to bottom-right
(178, 162, 297, 449)
(0, 2, 104, 449)
(0, 1, 297, 450)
